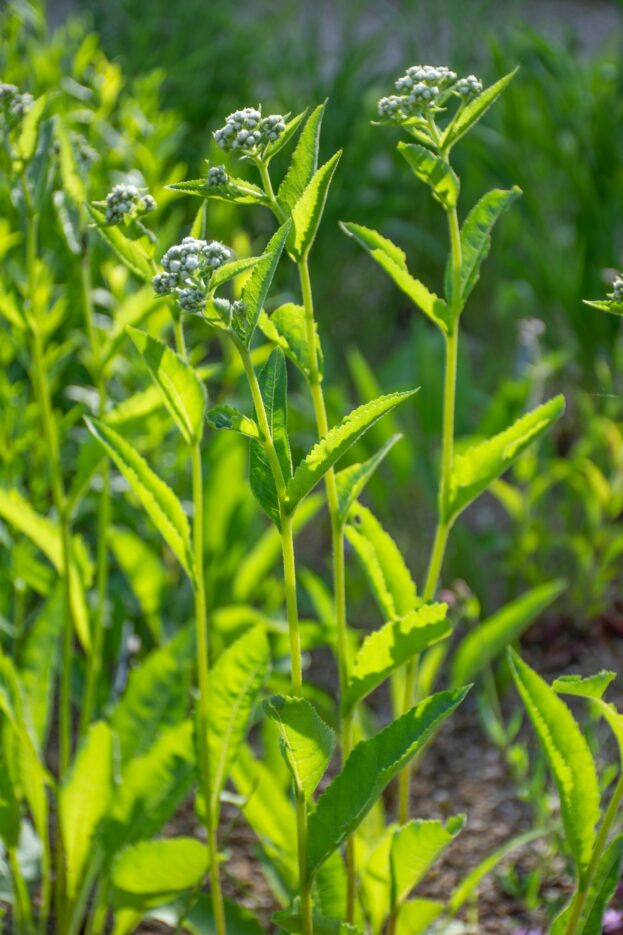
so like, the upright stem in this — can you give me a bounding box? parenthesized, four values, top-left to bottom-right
(562, 772, 623, 935)
(230, 332, 311, 934)
(398, 199, 462, 824)
(80, 238, 111, 734)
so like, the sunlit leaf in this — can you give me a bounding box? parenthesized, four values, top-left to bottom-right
(265, 695, 335, 800)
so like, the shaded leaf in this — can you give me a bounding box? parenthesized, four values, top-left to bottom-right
(208, 405, 260, 439)
(249, 349, 291, 527)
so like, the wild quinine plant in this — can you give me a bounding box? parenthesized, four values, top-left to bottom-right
(0, 30, 616, 935)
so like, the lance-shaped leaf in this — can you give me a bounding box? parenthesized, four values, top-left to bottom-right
(207, 405, 260, 439)
(258, 302, 323, 380)
(508, 651, 600, 878)
(307, 687, 469, 874)
(249, 349, 291, 527)
(584, 298, 623, 317)
(346, 503, 417, 621)
(102, 720, 195, 851)
(444, 187, 521, 305)
(395, 899, 445, 935)
(20, 588, 62, 747)
(111, 837, 208, 905)
(87, 204, 153, 283)
(445, 395, 565, 523)
(448, 828, 542, 913)
(16, 94, 47, 162)
(550, 834, 623, 935)
(234, 222, 291, 345)
(60, 721, 113, 900)
(85, 418, 193, 577)
(265, 695, 335, 800)
(441, 69, 518, 150)
(208, 627, 270, 815)
(168, 175, 270, 206)
(451, 579, 565, 687)
(54, 116, 86, 205)
(109, 527, 164, 642)
(286, 390, 417, 511)
(391, 816, 464, 908)
(127, 326, 206, 445)
(109, 629, 193, 767)
(342, 603, 450, 714)
(340, 223, 448, 332)
(335, 435, 401, 525)
(397, 143, 460, 208)
(0, 488, 91, 651)
(210, 253, 266, 291)
(278, 103, 325, 211)
(289, 151, 341, 261)
(553, 672, 623, 765)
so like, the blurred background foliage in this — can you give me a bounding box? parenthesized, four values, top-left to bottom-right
(2, 0, 623, 648)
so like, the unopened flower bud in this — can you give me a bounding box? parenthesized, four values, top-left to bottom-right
(455, 74, 483, 100)
(207, 165, 228, 186)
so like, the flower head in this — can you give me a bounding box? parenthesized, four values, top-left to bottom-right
(104, 183, 156, 226)
(455, 74, 483, 100)
(609, 275, 623, 303)
(153, 236, 232, 314)
(0, 82, 33, 126)
(214, 107, 286, 155)
(376, 65, 483, 128)
(206, 165, 228, 187)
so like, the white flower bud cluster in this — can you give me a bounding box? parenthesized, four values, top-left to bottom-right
(153, 237, 232, 314)
(455, 75, 483, 100)
(104, 183, 156, 226)
(609, 276, 623, 302)
(213, 107, 286, 154)
(0, 83, 33, 124)
(206, 165, 228, 187)
(377, 65, 483, 123)
(70, 132, 99, 171)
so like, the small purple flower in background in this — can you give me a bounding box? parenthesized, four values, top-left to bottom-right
(604, 908, 623, 933)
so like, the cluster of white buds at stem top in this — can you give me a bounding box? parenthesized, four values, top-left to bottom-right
(0, 82, 33, 125)
(213, 107, 286, 155)
(153, 236, 232, 315)
(376, 64, 483, 123)
(609, 275, 623, 303)
(70, 131, 99, 172)
(104, 183, 156, 226)
(206, 165, 228, 187)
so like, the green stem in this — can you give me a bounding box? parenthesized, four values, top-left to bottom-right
(296, 787, 313, 935)
(8, 846, 33, 935)
(80, 240, 111, 733)
(191, 442, 227, 935)
(257, 159, 287, 223)
(562, 772, 623, 935)
(398, 199, 462, 823)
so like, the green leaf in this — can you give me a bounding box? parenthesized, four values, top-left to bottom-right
(207, 405, 259, 439)
(307, 687, 469, 874)
(208, 627, 270, 814)
(249, 349, 291, 527)
(210, 253, 266, 291)
(126, 326, 206, 445)
(557, 834, 623, 935)
(0, 488, 91, 652)
(340, 223, 448, 332)
(60, 721, 113, 901)
(346, 503, 417, 620)
(85, 417, 194, 578)
(16, 94, 47, 162)
(391, 816, 463, 907)
(552, 671, 616, 701)
(451, 580, 566, 687)
(54, 116, 86, 205)
(235, 222, 291, 345)
(288, 151, 341, 261)
(168, 175, 270, 206)
(109, 630, 193, 767)
(258, 303, 322, 380)
(397, 143, 460, 208)
(396, 899, 444, 935)
(273, 906, 363, 935)
(441, 69, 518, 149)
(111, 837, 208, 904)
(108, 527, 164, 642)
(278, 103, 325, 211)
(103, 721, 195, 851)
(583, 298, 623, 317)
(287, 391, 417, 511)
(343, 603, 450, 714)
(446, 395, 565, 523)
(153, 894, 264, 935)
(87, 204, 153, 283)
(508, 650, 600, 878)
(335, 435, 401, 525)
(19, 588, 62, 747)
(264, 695, 335, 800)
(445, 187, 521, 305)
